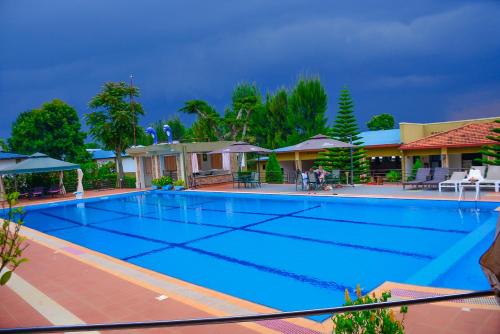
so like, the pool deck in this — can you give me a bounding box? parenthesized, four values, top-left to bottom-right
(1, 188, 499, 333)
(194, 183, 500, 202)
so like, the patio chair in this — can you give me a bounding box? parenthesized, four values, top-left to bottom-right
(324, 170, 340, 188)
(402, 168, 430, 190)
(232, 173, 244, 189)
(422, 167, 449, 189)
(307, 171, 319, 191)
(295, 172, 307, 191)
(47, 185, 62, 197)
(479, 165, 500, 192)
(247, 172, 261, 188)
(30, 186, 44, 199)
(438, 171, 467, 192)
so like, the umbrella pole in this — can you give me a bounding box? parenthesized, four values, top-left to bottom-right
(349, 135, 354, 187)
(257, 155, 260, 185)
(0, 175, 5, 200)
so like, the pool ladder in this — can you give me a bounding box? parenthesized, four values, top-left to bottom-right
(458, 182, 480, 209)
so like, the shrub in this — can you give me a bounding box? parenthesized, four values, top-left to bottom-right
(0, 193, 29, 285)
(265, 153, 283, 184)
(173, 179, 185, 187)
(152, 176, 173, 187)
(332, 285, 408, 334)
(386, 170, 401, 183)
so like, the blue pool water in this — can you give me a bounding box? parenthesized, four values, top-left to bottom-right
(20, 192, 498, 320)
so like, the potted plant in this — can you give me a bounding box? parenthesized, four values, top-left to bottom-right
(151, 178, 162, 190)
(161, 176, 173, 190)
(173, 179, 185, 191)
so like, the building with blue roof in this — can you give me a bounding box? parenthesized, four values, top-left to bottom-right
(86, 149, 136, 173)
(0, 151, 28, 169)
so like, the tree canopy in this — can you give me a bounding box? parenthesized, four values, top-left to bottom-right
(8, 99, 88, 162)
(85, 81, 144, 187)
(367, 113, 395, 130)
(287, 77, 328, 145)
(478, 119, 500, 165)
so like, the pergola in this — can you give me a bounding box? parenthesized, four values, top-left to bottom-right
(0, 152, 82, 199)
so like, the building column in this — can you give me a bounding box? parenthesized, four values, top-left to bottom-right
(135, 157, 144, 188)
(294, 151, 302, 171)
(441, 147, 449, 168)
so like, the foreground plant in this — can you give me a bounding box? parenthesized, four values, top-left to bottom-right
(0, 192, 29, 285)
(332, 285, 408, 334)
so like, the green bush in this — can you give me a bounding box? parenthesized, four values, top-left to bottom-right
(332, 285, 408, 334)
(173, 179, 185, 187)
(385, 170, 401, 182)
(152, 176, 173, 187)
(265, 153, 283, 184)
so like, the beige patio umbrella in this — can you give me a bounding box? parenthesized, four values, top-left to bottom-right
(209, 142, 272, 177)
(76, 168, 84, 197)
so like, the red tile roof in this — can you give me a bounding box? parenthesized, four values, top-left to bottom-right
(400, 122, 497, 150)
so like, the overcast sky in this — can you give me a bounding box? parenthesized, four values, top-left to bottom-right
(1, 0, 499, 139)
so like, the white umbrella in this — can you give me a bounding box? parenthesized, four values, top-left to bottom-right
(191, 153, 199, 173)
(222, 152, 231, 171)
(76, 168, 84, 196)
(240, 153, 246, 168)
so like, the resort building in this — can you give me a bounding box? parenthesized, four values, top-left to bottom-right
(400, 120, 497, 175)
(86, 149, 136, 174)
(271, 116, 498, 179)
(126, 141, 238, 188)
(0, 151, 27, 169)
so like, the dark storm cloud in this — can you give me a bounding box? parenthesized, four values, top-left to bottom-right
(1, 0, 499, 139)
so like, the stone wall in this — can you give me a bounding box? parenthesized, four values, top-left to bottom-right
(193, 173, 232, 187)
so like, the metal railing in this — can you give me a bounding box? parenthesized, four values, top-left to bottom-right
(0, 289, 495, 333)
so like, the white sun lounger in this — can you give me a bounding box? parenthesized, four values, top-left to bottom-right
(438, 171, 467, 192)
(479, 165, 500, 192)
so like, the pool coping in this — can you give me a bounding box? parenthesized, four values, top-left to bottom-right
(5, 189, 499, 332)
(16, 224, 329, 333)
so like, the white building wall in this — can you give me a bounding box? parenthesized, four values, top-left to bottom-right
(122, 157, 136, 173)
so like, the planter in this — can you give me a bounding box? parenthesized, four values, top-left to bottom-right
(174, 186, 185, 191)
(151, 185, 158, 190)
(162, 184, 173, 190)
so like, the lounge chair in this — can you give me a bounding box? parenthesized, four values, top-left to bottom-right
(459, 169, 483, 200)
(479, 165, 500, 192)
(439, 171, 467, 192)
(402, 168, 430, 190)
(47, 185, 62, 197)
(30, 186, 44, 199)
(422, 167, 449, 189)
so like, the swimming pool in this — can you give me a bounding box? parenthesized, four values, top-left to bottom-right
(20, 192, 498, 321)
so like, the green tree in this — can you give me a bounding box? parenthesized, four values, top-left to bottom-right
(257, 88, 291, 149)
(265, 153, 283, 183)
(224, 83, 263, 142)
(85, 142, 101, 149)
(8, 99, 88, 162)
(180, 100, 222, 141)
(316, 88, 369, 182)
(0, 139, 8, 151)
(86, 81, 144, 187)
(478, 119, 500, 165)
(287, 77, 328, 145)
(367, 113, 395, 130)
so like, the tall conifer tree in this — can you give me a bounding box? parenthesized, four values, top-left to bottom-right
(316, 88, 369, 182)
(478, 119, 500, 165)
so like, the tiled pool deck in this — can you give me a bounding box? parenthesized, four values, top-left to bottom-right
(1, 187, 499, 333)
